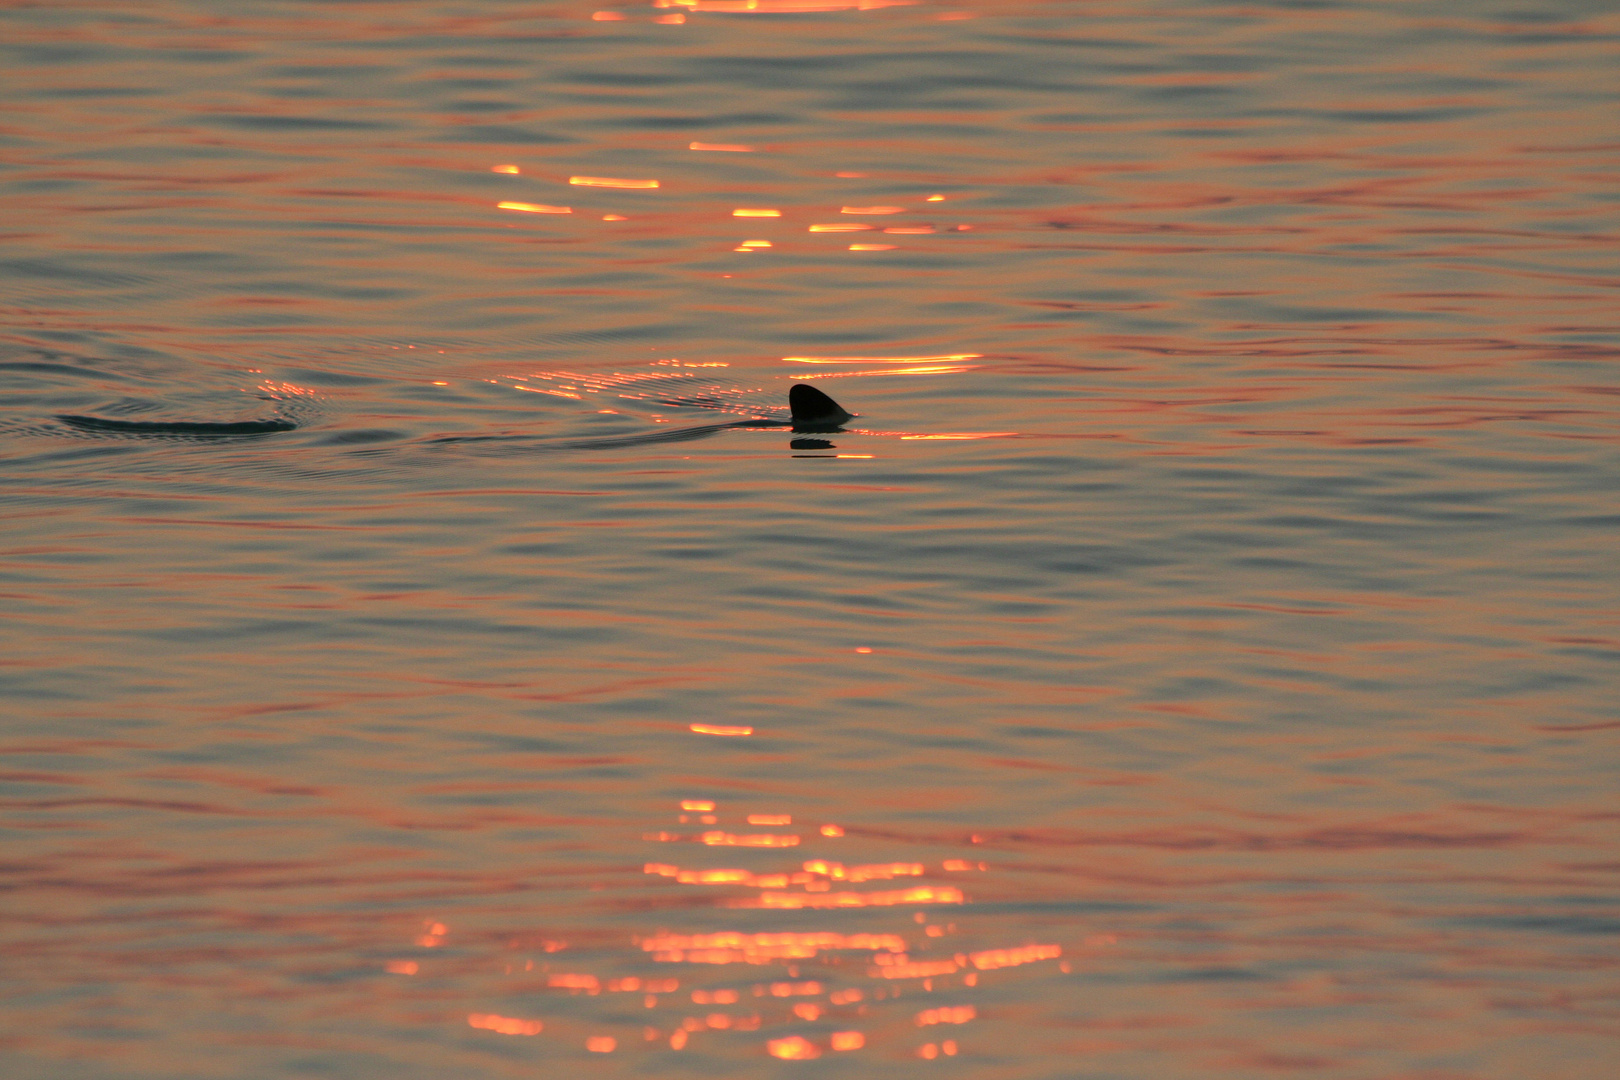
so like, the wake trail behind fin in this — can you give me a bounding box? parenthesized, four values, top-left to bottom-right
(57, 415, 297, 436)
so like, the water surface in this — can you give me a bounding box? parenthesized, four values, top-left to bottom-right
(2, 1, 1617, 1077)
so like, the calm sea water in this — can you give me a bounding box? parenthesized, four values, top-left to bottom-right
(2, 1, 1617, 1077)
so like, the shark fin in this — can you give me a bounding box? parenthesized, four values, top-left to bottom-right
(788, 384, 852, 428)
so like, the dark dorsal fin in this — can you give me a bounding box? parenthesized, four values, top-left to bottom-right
(57, 415, 296, 437)
(788, 384, 852, 427)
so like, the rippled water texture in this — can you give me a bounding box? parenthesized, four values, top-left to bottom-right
(2, 1, 1617, 1077)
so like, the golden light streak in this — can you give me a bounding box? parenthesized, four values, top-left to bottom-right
(641, 931, 906, 965)
(738, 885, 963, 909)
(736, 239, 772, 248)
(968, 944, 1061, 970)
(768, 1036, 820, 1060)
(769, 980, 823, 996)
(660, 0, 919, 10)
(592, 11, 626, 20)
(491, 164, 520, 174)
(702, 830, 799, 847)
(917, 1005, 976, 1025)
(884, 225, 934, 234)
(680, 800, 715, 811)
(900, 433, 1017, 440)
(733, 209, 780, 217)
(787, 368, 972, 382)
(498, 201, 571, 214)
(820, 823, 844, 836)
(602, 214, 627, 221)
(645, 864, 792, 887)
(872, 957, 958, 978)
(570, 176, 659, 188)
(809, 223, 873, 232)
(468, 1013, 543, 1035)
(841, 205, 905, 214)
(849, 243, 897, 251)
(801, 860, 924, 882)
(783, 354, 980, 364)
(690, 723, 752, 736)
(926, 193, 945, 201)
(691, 141, 755, 152)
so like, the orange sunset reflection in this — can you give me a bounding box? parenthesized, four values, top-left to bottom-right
(428, 798, 1074, 1062)
(655, 0, 920, 11)
(569, 175, 660, 189)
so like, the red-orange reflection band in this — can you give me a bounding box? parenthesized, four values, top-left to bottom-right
(769, 980, 823, 996)
(570, 176, 659, 189)
(498, 201, 570, 214)
(701, 830, 798, 846)
(468, 1013, 543, 1035)
(644, 864, 792, 887)
(783, 355, 980, 363)
(917, 1005, 976, 1025)
(736, 885, 963, 909)
(768, 1035, 820, 1059)
(801, 860, 924, 882)
(657, 0, 918, 11)
(641, 931, 906, 964)
(969, 944, 1061, 969)
(873, 959, 958, 978)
